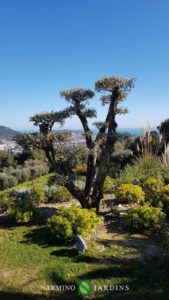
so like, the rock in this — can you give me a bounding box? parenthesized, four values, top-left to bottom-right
(75, 235, 88, 254)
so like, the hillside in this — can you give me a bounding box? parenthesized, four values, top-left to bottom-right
(0, 126, 21, 140)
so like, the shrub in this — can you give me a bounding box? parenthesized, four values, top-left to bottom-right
(141, 177, 164, 207)
(28, 187, 45, 205)
(118, 155, 163, 184)
(162, 167, 169, 184)
(7, 190, 37, 223)
(0, 173, 18, 190)
(45, 185, 71, 203)
(0, 173, 9, 190)
(21, 168, 31, 182)
(11, 168, 22, 182)
(125, 204, 165, 231)
(0, 192, 9, 213)
(103, 176, 115, 193)
(142, 177, 163, 198)
(74, 163, 87, 174)
(24, 159, 49, 179)
(48, 205, 103, 240)
(29, 166, 41, 179)
(115, 184, 145, 203)
(7, 175, 18, 188)
(0, 151, 15, 170)
(0, 161, 49, 191)
(159, 185, 169, 216)
(48, 215, 73, 238)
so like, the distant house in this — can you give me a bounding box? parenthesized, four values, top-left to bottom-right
(0, 144, 6, 151)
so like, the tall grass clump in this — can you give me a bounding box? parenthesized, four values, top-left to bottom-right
(162, 143, 169, 166)
(118, 155, 163, 185)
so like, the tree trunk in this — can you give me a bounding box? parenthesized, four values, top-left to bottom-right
(84, 147, 98, 206)
(91, 89, 119, 213)
(44, 148, 55, 171)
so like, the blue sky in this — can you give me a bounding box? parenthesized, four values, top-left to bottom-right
(0, 0, 169, 131)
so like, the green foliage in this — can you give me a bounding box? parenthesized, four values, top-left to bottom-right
(7, 190, 37, 223)
(48, 215, 73, 238)
(0, 151, 15, 170)
(118, 155, 164, 184)
(24, 159, 49, 179)
(95, 76, 135, 95)
(159, 185, 169, 216)
(45, 185, 71, 203)
(15, 149, 47, 166)
(142, 177, 164, 199)
(125, 204, 165, 231)
(103, 176, 115, 192)
(161, 165, 169, 184)
(0, 174, 55, 209)
(74, 147, 88, 163)
(30, 111, 69, 130)
(108, 133, 134, 177)
(20, 168, 31, 182)
(48, 205, 103, 240)
(0, 159, 49, 191)
(115, 184, 145, 203)
(0, 173, 18, 190)
(29, 187, 45, 205)
(60, 88, 95, 104)
(14, 151, 32, 165)
(0, 191, 9, 212)
(73, 163, 87, 175)
(142, 197, 163, 209)
(158, 118, 169, 143)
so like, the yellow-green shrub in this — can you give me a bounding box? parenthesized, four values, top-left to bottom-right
(125, 204, 165, 231)
(48, 205, 103, 240)
(48, 215, 73, 238)
(29, 187, 45, 205)
(74, 163, 87, 174)
(115, 184, 145, 203)
(7, 190, 37, 223)
(159, 185, 169, 216)
(142, 177, 163, 199)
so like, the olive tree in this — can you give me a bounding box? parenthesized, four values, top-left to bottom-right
(16, 76, 135, 213)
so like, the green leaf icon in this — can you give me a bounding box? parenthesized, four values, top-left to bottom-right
(79, 280, 91, 296)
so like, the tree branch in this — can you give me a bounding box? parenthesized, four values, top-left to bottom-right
(76, 106, 94, 148)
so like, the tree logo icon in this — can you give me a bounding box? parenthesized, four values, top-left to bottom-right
(79, 280, 91, 296)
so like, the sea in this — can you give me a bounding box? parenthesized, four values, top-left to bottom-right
(74, 128, 157, 137)
(20, 128, 158, 138)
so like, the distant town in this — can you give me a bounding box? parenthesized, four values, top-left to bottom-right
(0, 125, 146, 154)
(0, 138, 22, 153)
(0, 130, 86, 153)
